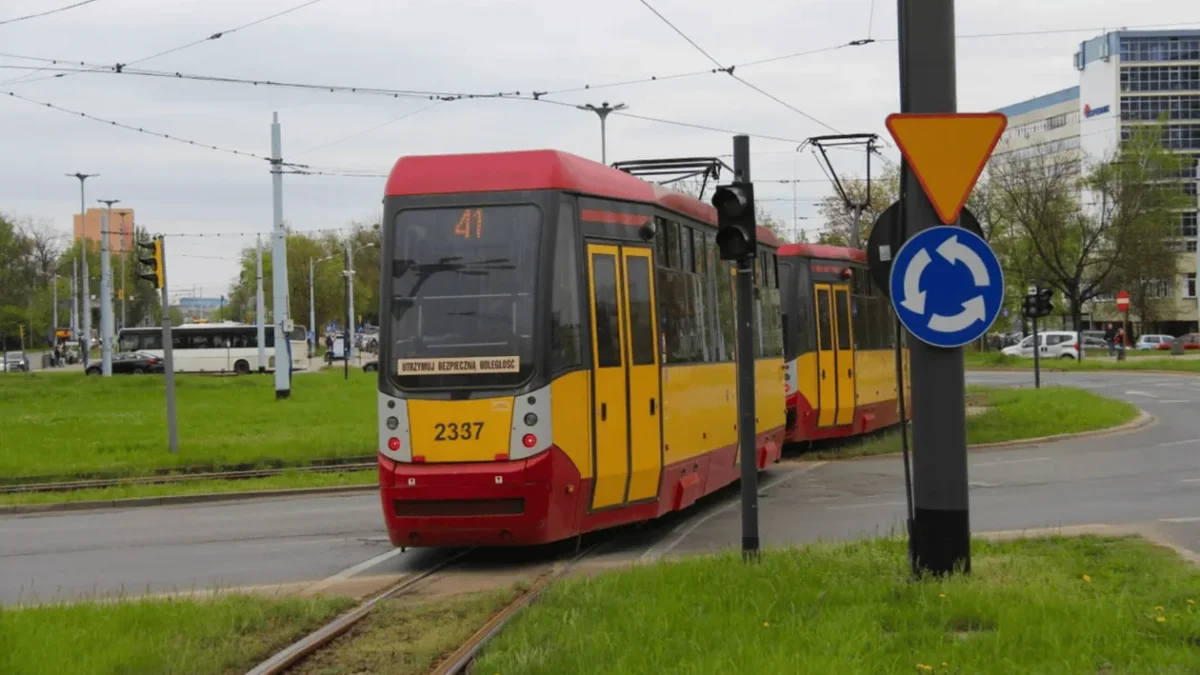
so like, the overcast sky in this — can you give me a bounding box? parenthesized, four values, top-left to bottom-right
(1, 0, 1194, 299)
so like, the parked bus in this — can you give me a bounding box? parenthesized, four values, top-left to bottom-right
(118, 322, 309, 374)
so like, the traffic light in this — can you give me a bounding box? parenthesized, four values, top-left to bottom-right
(711, 182, 757, 261)
(1035, 287, 1053, 317)
(1021, 286, 1054, 319)
(137, 237, 164, 289)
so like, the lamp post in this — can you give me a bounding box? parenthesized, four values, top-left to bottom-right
(575, 101, 626, 164)
(97, 197, 119, 376)
(66, 172, 97, 368)
(344, 241, 375, 366)
(309, 254, 335, 356)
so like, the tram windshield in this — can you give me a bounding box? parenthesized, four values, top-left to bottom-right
(388, 204, 541, 389)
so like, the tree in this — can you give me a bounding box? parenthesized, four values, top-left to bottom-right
(991, 122, 1187, 333)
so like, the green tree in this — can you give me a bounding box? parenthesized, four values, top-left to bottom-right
(991, 121, 1187, 333)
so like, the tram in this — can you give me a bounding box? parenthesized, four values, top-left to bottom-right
(778, 244, 911, 444)
(375, 149, 787, 547)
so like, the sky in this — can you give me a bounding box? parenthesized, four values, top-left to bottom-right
(1, 0, 1195, 300)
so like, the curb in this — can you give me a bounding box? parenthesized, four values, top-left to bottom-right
(0, 484, 378, 516)
(815, 407, 1155, 462)
(967, 365, 1200, 377)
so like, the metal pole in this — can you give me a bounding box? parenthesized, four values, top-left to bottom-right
(896, 0, 970, 576)
(347, 241, 356, 366)
(270, 112, 291, 398)
(731, 134, 760, 561)
(1032, 312, 1041, 389)
(68, 173, 97, 368)
(256, 235, 266, 373)
(343, 252, 350, 381)
(98, 200, 118, 376)
(52, 276, 59, 352)
(71, 260, 79, 339)
(159, 236, 179, 454)
(308, 258, 316, 357)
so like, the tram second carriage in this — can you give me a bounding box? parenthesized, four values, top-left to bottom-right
(375, 149, 787, 547)
(777, 244, 911, 444)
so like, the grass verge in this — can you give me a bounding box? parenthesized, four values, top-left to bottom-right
(477, 535, 1200, 675)
(0, 593, 355, 675)
(0, 369, 375, 483)
(805, 385, 1138, 460)
(289, 588, 520, 675)
(966, 350, 1200, 372)
(0, 469, 377, 507)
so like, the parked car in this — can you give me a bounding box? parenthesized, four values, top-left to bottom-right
(362, 360, 378, 373)
(1001, 331, 1086, 360)
(2, 352, 29, 372)
(1155, 333, 1200, 351)
(1135, 334, 1174, 350)
(84, 351, 165, 375)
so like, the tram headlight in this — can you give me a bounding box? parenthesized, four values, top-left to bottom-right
(523, 413, 538, 427)
(386, 416, 399, 430)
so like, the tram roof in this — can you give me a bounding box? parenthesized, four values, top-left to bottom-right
(384, 149, 780, 248)
(777, 243, 867, 263)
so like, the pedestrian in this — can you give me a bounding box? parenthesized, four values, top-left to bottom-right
(1116, 326, 1127, 361)
(1104, 322, 1116, 358)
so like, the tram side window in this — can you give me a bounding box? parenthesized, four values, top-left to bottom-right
(702, 231, 725, 361)
(591, 255, 622, 368)
(716, 259, 735, 361)
(550, 206, 583, 372)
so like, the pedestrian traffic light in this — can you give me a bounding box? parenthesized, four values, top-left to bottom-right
(711, 182, 756, 261)
(137, 237, 164, 289)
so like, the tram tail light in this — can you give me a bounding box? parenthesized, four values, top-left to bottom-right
(522, 434, 537, 448)
(387, 437, 401, 451)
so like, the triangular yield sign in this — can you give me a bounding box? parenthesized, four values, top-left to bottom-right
(884, 112, 1007, 224)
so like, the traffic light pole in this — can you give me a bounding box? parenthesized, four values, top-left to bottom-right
(732, 135, 760, 560)
(1032, 312, 1041, 389)
(158, 236, 179, 454)
(270, 112, 292, 399)
(897, 0, 970, 576)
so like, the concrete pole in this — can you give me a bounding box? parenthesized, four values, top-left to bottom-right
(119, 211, 128, 330)
(71, 260, 79, 339)
(309, 257, 316, 356)
(270, 112, 291, 398)
(256, 235, 266, 373)
(346, 240, 356, 365)
(158, 236, 179, 454)
(895, 0, 970, 576)
(98, 199, 119, 376)
(52, 275, 58, 352)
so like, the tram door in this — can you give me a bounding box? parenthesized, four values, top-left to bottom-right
(586, 244, 662, 510)
(832, 286, 856, 425)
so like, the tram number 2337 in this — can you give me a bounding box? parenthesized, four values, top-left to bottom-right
(433, 421, 484, 441)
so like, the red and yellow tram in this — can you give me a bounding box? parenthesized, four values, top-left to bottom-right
(375, 149, 788, 547)
(778, 244, 911, 445)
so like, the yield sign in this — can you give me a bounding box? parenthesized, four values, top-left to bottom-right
(884, 112, 1008, 225)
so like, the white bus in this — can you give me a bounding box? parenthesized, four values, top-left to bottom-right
(117, 322, 309, 374)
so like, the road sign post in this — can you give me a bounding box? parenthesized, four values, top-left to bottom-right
(888, 0, 1008, 577)
(1117, 289, 1130, 361)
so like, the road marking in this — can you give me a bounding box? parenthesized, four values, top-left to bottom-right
(1158, 438, 1200, 447)
(1158, 399, 1192, 404)
(1125, 390, 1159, 398)
(1159, 516, 1200, 523)
(1182, 479, 1200, 483)
(973, 456, 1050, 468)
(305, 547, 407, 594)
(825, 500, 908, 511)
(638, 462, 827, 563)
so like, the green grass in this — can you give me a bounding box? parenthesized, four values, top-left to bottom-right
(0, 370, 376, 483)
(0, 469, 377, 507)
(806, 385, 1138, 460)
(291, 588, 519, 675)
(966, 350, 1200, 372)
(0, 592, 355, 675)
(477, 535, 1200, 675)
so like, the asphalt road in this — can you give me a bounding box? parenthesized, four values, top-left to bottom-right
(1, 369, 1197, 604)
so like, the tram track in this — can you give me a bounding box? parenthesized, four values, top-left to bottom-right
(246, 538, 612, 675)
(0, 459, 377, 495)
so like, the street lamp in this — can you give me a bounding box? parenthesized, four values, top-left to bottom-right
(66, 172, 97, 368)
(344, 242, 375, 365)
(309, 254, 335, 354)
(97, 198, 119, 377)
(576, 101, 627, 165)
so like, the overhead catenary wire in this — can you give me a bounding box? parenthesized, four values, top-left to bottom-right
(1, 0, 326, 86)
(1, 90, 310, 168)
(634, 0, 843, 134)
(0, 0, 100, 27)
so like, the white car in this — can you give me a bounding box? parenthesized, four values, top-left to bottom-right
(1135, 334, 1173, 351)
(1001, 331, 1086, 360)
